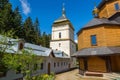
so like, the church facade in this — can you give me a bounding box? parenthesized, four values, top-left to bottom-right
(73, 0, 120, 76)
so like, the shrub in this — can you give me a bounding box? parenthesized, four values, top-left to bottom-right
(32, 73, 55, 80)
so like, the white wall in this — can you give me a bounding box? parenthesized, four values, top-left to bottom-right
(50, 20, 77, 69)
(69, 28, 74, 41)
(35, 57, 71, 74)
(52, 24, 70, 40)
(50, 40, 71, 57)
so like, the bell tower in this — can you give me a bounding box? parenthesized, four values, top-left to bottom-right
(50, 4, 76, 57)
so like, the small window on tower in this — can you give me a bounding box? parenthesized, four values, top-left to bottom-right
(59, 32, 61, 38)
(59, 43, 61, 47)
(114, 3, 120, 11)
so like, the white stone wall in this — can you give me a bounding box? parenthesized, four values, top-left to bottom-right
(0, 57, 71, 80)
(70, 41, 76, 55)
(69, 27, 74, 41)
(70, 41, 77, 68)
(52, 24, 70, 40)
(50, 23, 76, 57)
(50, 40, 71, 57)
(50, 20, 77, 69)
(35, 57, 71, 74)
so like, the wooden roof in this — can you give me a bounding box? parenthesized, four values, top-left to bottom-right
(72, 46, 120, 57)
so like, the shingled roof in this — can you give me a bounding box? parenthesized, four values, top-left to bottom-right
(97, 0, 111, 9)
(54, 15, 69, 23)
(77, 18, 120, 35)
(53, 50, 69, 58)
(72, 46, 120, 57)
(24, 43, 52, 56)
(84, 18, 120, 28)
(109, 12, 120, 23)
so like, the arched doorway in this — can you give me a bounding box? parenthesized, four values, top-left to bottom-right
(48, 63, 51, 75)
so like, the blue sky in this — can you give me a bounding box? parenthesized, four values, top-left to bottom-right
(9, 0, 101, 40)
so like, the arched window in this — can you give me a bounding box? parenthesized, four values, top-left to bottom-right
(59, 32, 61, 38)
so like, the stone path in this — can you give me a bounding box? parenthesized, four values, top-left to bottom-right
(55, 69, 106, 80)
(55, 69, 80, 80)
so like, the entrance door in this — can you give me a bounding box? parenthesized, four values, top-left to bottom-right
(88, 56, 107, 72)
(48, 63, 50, 74)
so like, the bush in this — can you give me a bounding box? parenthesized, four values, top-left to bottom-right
(32, 73, 55, 80)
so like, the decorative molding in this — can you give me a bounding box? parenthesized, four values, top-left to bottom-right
(50, 39, 76, 44)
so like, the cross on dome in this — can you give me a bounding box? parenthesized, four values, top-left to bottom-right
(62, 3, 66, 17)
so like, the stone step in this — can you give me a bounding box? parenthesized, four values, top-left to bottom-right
(103, 73, 120, 80)
(85, 72, 103, 77)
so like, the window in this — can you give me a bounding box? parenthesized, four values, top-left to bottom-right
(54, 62, 56, 68)
(91, 35, 97, 46)
(57, 62, 59, 67)
(115, 3, 120, 11)
(59, 43, 61, 47)
(40, 63, 43, 70)
(34, 64, 38, 70)
(59, 32, 61, 38)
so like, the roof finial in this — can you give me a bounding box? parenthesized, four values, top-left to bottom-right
(93, 2, 97, 9)
(92, 2, 99, 18)
(62, 3, 66, 17)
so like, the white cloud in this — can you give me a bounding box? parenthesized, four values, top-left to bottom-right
(75, 39, 78, 43)
(19, 0, 31, 15)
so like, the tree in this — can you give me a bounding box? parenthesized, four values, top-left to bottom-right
(13, 6, 22, 37)
(0, 0, 9, 9)
(0, 30, 42, 80)
(23, 17, 34, 43)
(34, 17, 41, 37)
(0, 30, 16, 76)
(0, 0, 52, 47)
(0, 3, 14, 32)
(2, 49, 42, 80)
(41, 32, 51, 48)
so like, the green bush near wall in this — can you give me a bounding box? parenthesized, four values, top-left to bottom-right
(32, 73, 55, 80)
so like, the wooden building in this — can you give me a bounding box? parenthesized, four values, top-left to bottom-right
(73, 0, 120, 76)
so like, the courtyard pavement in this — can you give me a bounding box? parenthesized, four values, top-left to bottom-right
(55, 69, 107, 80)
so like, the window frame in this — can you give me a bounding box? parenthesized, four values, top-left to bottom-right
(59, 32, 61, 39)
(91, 35, 97, 46)
(40, 63, 43, 70)
(57, 62, 59, 67)
(54, 62, 56, 68)
(59, 43, 61, 47)
(114, 3, 120, 11)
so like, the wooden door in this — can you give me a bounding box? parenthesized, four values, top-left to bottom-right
(48, 63, 51, 74)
